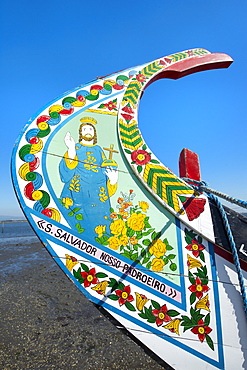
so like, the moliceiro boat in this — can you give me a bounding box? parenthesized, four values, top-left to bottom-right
(11, 49, 247, 369)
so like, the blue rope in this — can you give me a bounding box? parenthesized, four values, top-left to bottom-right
(207, 193, 247, 319)
(182, 177, 247, 319)
(182, 178, 247, 209)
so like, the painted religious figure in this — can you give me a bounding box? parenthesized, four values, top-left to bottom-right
(59, 117, 118, 238)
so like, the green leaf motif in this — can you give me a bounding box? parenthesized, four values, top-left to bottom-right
(201, 278, 209, 286)
(190, 292, 196, 305)
(95, 272, 108, 278)
(143, 256, 150, 264)
(137, 165, 143, 173)
(180, 316, 195, 332)
(125, 301, 136, 311)
(185, 235, 192, 245)
(189, 271, 195, 284)
(136, 231, 143, 239)
(127, 228, 135, 237)
(108, 278, 117, 288)
(142, 228, 155, 236)
(151, 300, 160, 310)
(117, 282, 125, 291)
(147, 316, 157, 324)
(206, 334, 214, 351)
(169, 263, 177, 271)
(142, 239, 151, 246)
(167, 254, 176, 260)
(77, 227, 85, 233)
(80, 263, 89, 272)
(107, 294, 119, 301)
(140, 249, 146, 258)
(75, 213, 83, 220)
(121, 251, 131, 259)
(198, 235, 203, 244)
(124, 149, 132, 154)
(166, 244, 174, 250)
(166, 310, 179, 317)
(139, 312, 147, 319)
(76, 223, 84, 233)
(144, 305, 154, 319)
(204, 313, 210, 326)
(199, 250, 205, 262)
(151, 231, 161, 240)
(131, 252, 138, 261)
(73, 269, 81, 279)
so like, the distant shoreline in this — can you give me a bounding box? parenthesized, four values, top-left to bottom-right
(0, 219, 27, 223)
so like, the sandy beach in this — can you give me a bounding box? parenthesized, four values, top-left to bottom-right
(0, 238, 169, 369)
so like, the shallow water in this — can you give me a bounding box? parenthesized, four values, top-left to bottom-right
(0, 221, 40, 277)
(0, 221, 36, 239)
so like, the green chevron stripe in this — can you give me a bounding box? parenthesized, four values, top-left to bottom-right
(126, 81, 141, 92)
(125, 88, 140, 99)
(119, 123, 138, 132)
(120, 130, 140, 140)
(158, 185, 186, 206)
(170, 52, 188, 62)
(147, 168, 173, 187)
(147, 62, 161, 73)
(121, 136, 143, 148)
(156, 176, 183, 194)
(166, 185, 189, 207)
(143, 66, 153, 76)
(193, 49, 209, 56)
(156, 179, 189, 199)
(123, 94, 137, 105)
(142, 64, 163, 77)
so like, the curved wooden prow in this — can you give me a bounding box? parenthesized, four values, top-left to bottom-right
(145, 52, 233, 87)
(102, 52, 233, 86)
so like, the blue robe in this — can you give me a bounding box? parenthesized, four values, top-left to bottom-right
(59, 143, 113, 239)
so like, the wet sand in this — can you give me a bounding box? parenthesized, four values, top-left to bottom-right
(0, 239, 167, 369)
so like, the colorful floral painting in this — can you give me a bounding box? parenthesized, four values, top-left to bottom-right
(94, 190, 177, 273)
(71, 225, 214, 350)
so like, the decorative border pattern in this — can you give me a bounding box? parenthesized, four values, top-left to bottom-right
(15, 48, 210, 223)
(69, 226, 214, 351)
(16, 72, 134, 221)
(118, 49, 210, 217)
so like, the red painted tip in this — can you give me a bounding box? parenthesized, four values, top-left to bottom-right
(179, 148, 201, 181)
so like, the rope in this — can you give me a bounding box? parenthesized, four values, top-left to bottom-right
(182, 178, 247, 209)
(182, 177, 247, 319)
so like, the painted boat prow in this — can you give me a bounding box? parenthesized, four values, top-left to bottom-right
(11, 49, 247, 370)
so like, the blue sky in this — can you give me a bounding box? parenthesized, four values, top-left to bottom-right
(1, 0, 246, 217)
